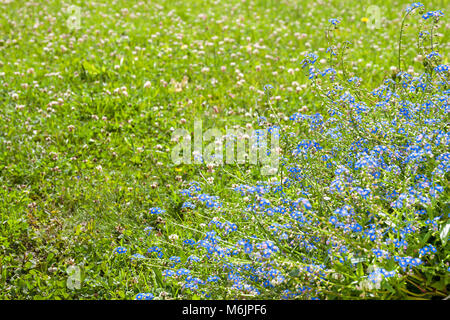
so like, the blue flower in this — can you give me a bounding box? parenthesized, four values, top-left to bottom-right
(415, 209, 426, 215)
(434, 65, 448, 73)
(149, 207, 165, 215)
(135, 293, 154, 300)
(182, 201, 196, 209)
(419, 244, 437, 256)
(405, 2, 424, 13)
(115, 246, 127, 254)
(144, 226, 153, 235)
(329, 18, 340, 25)
(299, 198, 312, 210)
(131, 253, 145, 261)
(176, 268, 191, 276)
(301, 53, 318, 68)
(207, 275, 220, 282)
(187, 255, 201, 263)
(184, 239, 196, 246)
(422, 10, 444, 20)
(426, 51, 441, 59)
(169, 256, 181, 264)
(162, 269, 175, 277)
(148, 246, 163, 258)
(368, 268, 396, 284)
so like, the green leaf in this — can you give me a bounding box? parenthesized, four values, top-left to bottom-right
(82, 61, 100, 75)
(356, 263, 364, 278)
(382, 281, 395, 294)
(420, 231, 432, 247)
(46, 252, 54, 263)
(430, 279, 446, 291)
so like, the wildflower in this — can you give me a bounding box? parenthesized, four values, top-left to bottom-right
(184, 239, 196, 246)
(329, 216, 338, 224)
(149, 207, 165, 215)
(144, 226, 153, 235)
(131, 253, 145, 261)
(426, 51, 441, 59)
(329, 18, 340, 25)
(422, 10, 444, 20)
(419, 244, 437, 256)
(162, 269, 175, 277)
(135, 293, 154, 300)
(115, 246, 127, 254)
(187, 255, 201, 263)
(207, 276, 220, 282)
(169, 256, 181, 265)
(148, 246, 163, 258)
(176, 268, 191, 276)
(301, 53, 318, 68)
(405, 2, 424, 13)
(169, 234, 179, 241)
(434, 65, 448, 73)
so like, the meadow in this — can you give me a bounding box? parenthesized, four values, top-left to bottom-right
(0, 0, 449, 300)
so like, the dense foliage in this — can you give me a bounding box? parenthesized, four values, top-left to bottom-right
(0, 0, 448, 299)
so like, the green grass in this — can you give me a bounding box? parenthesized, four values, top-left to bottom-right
(0, 0, 448, 299)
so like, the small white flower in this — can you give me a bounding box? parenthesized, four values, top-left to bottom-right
(169, 234, 179, 241)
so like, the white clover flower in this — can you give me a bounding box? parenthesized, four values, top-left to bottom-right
(169, 234, 179, 241)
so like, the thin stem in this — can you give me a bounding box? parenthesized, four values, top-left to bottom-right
(398, 7, 420, 72)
